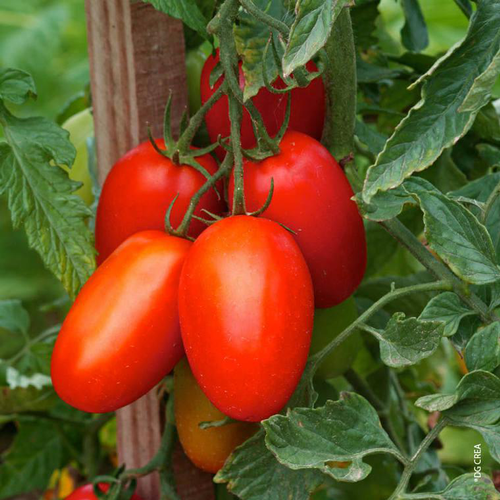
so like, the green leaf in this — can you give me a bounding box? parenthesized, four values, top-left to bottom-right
(416, 371, 500, 425)
(400, 0, 429, 53)
(465, 323, 500, 373)
(0, 104, 95, 299)
(406, 178, 500, 285)
(282, 0, 351, 77)
(0, 421, 68, 497)
(141, 0, 209, 38)
(262, 393, 399, 482)
(369, 313, 444, 368)
(0, 385, 56, 413)
(0, 68, 36, 105)
(362, 0, 500, 203)
(351, 0, 380, 51)
(355, 120, 388, 156)
(357, 185, 415, 222)
(419, 292, 476, 337)
(0, 299, 29, 336)
(215, 432, 323, 500)
(429, 473, 500, 500)
(454, 0, 473, 18)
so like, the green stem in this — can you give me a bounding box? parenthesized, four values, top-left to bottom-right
(239, 0, 289, 37)
(321, 7, 356, 161)
(389, 418, 448, 500)
(381, 218, 498, 324)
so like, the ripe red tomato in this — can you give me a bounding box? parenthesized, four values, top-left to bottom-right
(179, 216, 314, 422)
(201, 49, 325, 158)
(174, 358, 257, 473)
(229, 131, 367, 308)
(65, 483, 142, 500)
(52, 231, 191, 413)
(95, 139, 225, 265)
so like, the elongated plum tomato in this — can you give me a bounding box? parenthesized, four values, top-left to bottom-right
(201, 49, 325, 159)
(179, 216, 314, 422)
(95, 139, 224, 264)
(65, 484, 142, 500)
(51, 231, 191, 413)
(229, 131, 367, 308)
(174, 358, 257, 472)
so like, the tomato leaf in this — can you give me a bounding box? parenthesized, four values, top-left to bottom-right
(215, 431, 323, 500)
(282, 0, 351, 77)
(0, 68, 36, 105)
(369, 313, 444, 368)
(419, 292, 476, 337)
(0, 72, 96, 299)
(454, 0, 473, 18)
(362, 0, 500, 203)
(464, 323, 500, 373)
(426, 474, 500, 500)
(0, 299, 30, 337)
(351, 0, 380, 51)
(262, 393, 400, 482)
(400, 0, 429, 53)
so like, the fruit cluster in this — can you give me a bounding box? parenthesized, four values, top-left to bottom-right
(51, 51, 367, 475)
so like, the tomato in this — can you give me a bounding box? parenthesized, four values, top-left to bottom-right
(229, 131, 367, 308)
(179, 215, 314, 422)
(61, 108, 94, 205)
(174, 358, 257, 473)
(51, 231, 191, 413)
(201, 49, 325, 159)
(309, 297, 362, 379)
(95, 139, 225, 265)
(186, 42, 212, 115)
(65, 483, 142, 500)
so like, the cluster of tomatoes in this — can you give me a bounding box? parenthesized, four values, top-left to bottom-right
(51, 50, 367, 480)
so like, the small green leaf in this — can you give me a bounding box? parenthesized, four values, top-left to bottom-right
(0, 300, 29, 336)
(433, 473, 500, 500)
(262, 393, 400, 482)
(419, 292, 476, 337)
(465, 323, 500, 373)
(400, 0, 429, 53)
(215, 432, 323, 500)
(283, 0, 351, 77)
(415, 393, 458, 412)
(0, 68, 36, 105)
(370, 313, 444, 367)
(406, 178, 500, 285)
(355, 120, 388, 156)
(363, 0, 500, 202)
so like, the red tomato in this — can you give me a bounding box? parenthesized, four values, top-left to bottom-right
(201, 49, 325, 159)
(229, 131, 367, 307)
(179, 216, 314, 422)
(65, 483, 142, 500)
(95, 139, 225, 264)
(52, 231, 191, 413)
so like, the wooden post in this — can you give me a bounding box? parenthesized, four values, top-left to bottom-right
(85, 2, 215, 498)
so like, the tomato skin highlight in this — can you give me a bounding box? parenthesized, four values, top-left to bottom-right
(229, 131, 367, 308)
(179, 216, 314, 422)
(64, 483, 142, 499)
(51, 231, 191, 413)
(201, 50, 325, 159)
(174, 358, 257, 473)
(95, 139, 224, 264)
(309, 297, 362, 379)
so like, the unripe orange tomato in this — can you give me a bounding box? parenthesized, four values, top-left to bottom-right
(174, 358, 257, 473)
(51, 231, 191, 413)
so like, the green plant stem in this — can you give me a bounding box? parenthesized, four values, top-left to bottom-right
(321, 7, 356, 161)
(389, 418, 448, 500)
(380, 217, 498, 324)
(239, 0, 289, 36)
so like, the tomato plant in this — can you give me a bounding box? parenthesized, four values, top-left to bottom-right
(94, 139, 225, 264)
(64, 483, 142, 500)
(179, 215, 314, 421)
(201, 49, 325, 159)
(230, 131, 367, 308)
(51, 231, 191, 413)
(174, 358, 257, 473)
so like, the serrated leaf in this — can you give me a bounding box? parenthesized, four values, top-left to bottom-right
(0, 68, 36, 105)
(362, 0, 500, 202)
(0, 106, 95, 298)
(215, 432, 323, 500)
(401, 0, 429, 53)
(419, 292, 476, 337)
(357, 184, 415, 222)
(465, 323, 500, 372)
(282, 0, 351, 77)
(262, 393, 399, 482)
(406, 177, 500, 285)
(141, 0, 209, 38)
(369, 313, 444, 367)
(0, 299, 29, 336)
